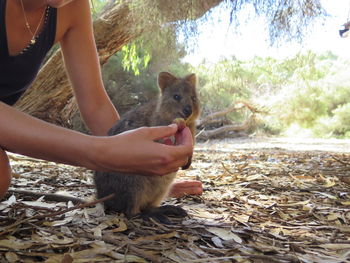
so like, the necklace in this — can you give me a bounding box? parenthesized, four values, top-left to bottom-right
(19, 0, 47, 45)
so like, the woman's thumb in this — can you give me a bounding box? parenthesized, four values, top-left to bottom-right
(147, 124, 178, 141)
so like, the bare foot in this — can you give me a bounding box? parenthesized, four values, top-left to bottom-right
(168, 180, 203, 198)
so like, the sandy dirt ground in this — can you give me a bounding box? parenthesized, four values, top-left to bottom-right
(196, 137, 350, 153)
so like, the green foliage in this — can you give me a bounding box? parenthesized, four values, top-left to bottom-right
(189, 51, 350, 138)
(255, 52, 350, 138)
(332, 103, 350, 138)
(275, 83, 330, 128)
(121, 42, 151, 76)
(313, 103, 350, 138)
(196, 59, 252, 110)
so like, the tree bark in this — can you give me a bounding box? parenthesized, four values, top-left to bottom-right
(15, 0, 222, 127)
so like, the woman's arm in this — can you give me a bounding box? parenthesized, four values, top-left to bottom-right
(0, 102, 193, 175)
(0, 102, 94, 167)
(59, 0, 119, 136)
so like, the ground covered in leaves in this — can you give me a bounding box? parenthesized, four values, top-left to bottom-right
(1, 138, 350, 263)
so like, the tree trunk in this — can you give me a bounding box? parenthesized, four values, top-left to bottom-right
(14, 0, 222, 128)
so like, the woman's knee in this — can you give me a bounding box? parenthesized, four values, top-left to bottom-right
(0, 149, 11, 199)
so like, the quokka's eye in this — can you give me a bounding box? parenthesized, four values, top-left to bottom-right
(173, 94, 181, 101)
(191, 96, 197, 103)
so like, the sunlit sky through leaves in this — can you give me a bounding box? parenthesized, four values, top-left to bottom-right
(181, 0, 350, 65)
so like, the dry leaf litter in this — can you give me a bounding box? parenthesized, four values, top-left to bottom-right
(1, 138, 350, 263)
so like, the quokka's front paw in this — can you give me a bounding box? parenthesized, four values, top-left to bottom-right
(158, 118, 187, 146)
(173, 118, 187, 131)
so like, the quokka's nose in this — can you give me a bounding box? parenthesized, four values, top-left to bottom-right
(183, 105, 192, 118)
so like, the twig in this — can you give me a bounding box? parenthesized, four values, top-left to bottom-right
(221, 162, 235, 175)
(331, 155, 350, 166)
(13, 203, 57, 213)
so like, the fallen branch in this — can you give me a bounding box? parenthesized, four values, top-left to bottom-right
(196, 116, 255, 140)
(196, 100, 264, 140)
(198, 100, 263, 127)
(8, 189, 84, 204)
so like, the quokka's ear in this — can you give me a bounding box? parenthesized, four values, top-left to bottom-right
(185, 73, 196, 88)
(157, 72, 177, 92)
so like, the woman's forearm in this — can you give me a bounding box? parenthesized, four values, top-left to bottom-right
(78, 94, 120, 136)
(0, 102, 95, 169)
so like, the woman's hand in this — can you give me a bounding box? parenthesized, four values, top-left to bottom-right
(91, 124, 194, 176)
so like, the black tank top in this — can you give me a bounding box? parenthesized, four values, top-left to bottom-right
(0, 0, 57, 105)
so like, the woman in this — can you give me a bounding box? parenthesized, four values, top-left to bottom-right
(0, 0, 202, 199)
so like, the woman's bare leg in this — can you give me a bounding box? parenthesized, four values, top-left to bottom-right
(0, 148, 11, 200)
